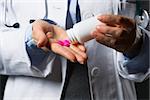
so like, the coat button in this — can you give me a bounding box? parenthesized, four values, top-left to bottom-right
(91, 67, 100, 77)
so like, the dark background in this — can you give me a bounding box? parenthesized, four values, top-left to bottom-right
(135, 1, 149, 100)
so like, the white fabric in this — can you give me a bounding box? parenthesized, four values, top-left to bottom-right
(0, 0, 148, 100)
(4, 57, 67, 100)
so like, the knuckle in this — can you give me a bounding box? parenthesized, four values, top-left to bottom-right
(69, 55, 76, 62)
(121, 29, 128, 37)
(116, 28, 127, 38)
(118, 16, 123, 23)
(82, 54, 88, 60)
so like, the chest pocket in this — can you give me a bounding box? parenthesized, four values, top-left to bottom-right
(13, 0, 45, 24)
(79, 0, 114, 20)
(47, 0, 67, 28)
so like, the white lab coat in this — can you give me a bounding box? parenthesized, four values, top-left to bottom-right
(0, 0, 149, 100)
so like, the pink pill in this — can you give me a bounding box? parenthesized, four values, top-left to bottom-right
(63, 40, 70, 47)
(64, 40, 70, 44)
(58, 40, 64, 46)
(63, 43, 70, 47)
(57, 40, 71, 47)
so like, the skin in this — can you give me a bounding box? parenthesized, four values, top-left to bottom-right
(32, 20, 87, 64)
(91, 15, 136, 53)
(32, 15, 137, 64)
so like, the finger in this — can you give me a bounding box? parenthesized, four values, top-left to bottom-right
(46, 32, 54, 38)
(37, 20, 54, 33)
(97, 15, 126, 26)
(96, 36, 116, 48)
(70, 44, 87, 60)
(76, 44, 86, 52)
(32, 30, 48, 48)
(91, 29, 104, 39)
(96, 25, 126, 38)
(37, 34, 48, 47)
(91, 29, 115, 46)
(51, 43, 77, 62)
(64, 46, 86, 64)
(46, 32, 55, 47)
(92, 30, 116, 48)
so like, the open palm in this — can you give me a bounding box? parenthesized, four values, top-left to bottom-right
(32, 20, 87, 64)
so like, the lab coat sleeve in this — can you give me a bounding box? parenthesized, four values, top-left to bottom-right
(0, 24, 56, 77)
(117, 26, 150, 82)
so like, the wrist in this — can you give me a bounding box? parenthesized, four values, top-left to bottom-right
(53, 25, 69, 40)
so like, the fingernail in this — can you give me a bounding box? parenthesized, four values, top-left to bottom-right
(81, 62, 84, 64)
(71, 59, 76, 63)
(80, 61, 85, 64)
(98, 15, 103, 20)
(96, 25, 101, 29)
(37, 42, 41, 48)
(90, 31, 96, 38)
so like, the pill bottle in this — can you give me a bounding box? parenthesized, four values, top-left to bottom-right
(66, 16, 104, 44)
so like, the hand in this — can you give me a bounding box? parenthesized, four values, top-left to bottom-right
(91, 15, 136, 53)
(32, 20, 87, 64)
